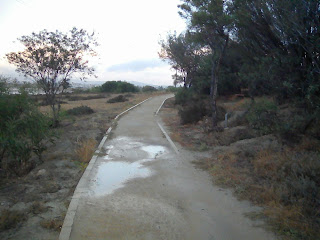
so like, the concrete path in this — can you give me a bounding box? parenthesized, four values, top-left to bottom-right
(64, 94, 276, 240)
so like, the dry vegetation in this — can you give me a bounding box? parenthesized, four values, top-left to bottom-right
(160, 96, 320, 240)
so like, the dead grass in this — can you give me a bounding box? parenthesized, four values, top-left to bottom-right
(29, 201, 48, 214)
(40, 217, 64, 231)
(203, 145, 320, 239)
(0, 210, 27, 231)
(40, 92, 160, 114)
(161, 95, 320, 240)
(75, 138, 97, 163)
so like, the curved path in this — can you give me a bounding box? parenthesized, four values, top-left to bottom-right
(62, 94, 276, 240)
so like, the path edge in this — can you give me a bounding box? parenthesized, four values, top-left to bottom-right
(155, 95, 179, 154)
(59, 96, 152, 240)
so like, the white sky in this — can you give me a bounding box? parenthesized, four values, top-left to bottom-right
(0, 0, 186, 86)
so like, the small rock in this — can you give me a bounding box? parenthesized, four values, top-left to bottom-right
(36, 169, 47, 177)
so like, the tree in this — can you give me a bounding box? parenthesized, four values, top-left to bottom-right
(6, 27, 98, 126)
(178, 0, 231, 128)
(159, 32, 203, 88)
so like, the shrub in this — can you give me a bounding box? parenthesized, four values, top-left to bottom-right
(66, 106, 94, 115)
(142, 85, 157, 92)
(107, 95, 128, 103)
(101, 81, 139, 93)
(174, 88, 194, 105)
(246, 98, 279, 135)
(0, 85, 54, 175)
(178, 102, 207, 124)
(75, 138, 97, 163)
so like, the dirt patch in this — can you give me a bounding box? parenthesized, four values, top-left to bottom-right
(0, 92, 160, 240)
(159, 97, 320, 240)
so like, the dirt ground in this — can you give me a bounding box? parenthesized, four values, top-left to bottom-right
(0, 92, 159, 240)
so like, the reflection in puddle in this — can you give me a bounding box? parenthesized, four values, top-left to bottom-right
(141, 145, 166, 158)
(91, 161, 151, 196)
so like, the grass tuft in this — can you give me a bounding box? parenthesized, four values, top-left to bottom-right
(0, 210, 27, 231)
(75, 138, 97, 163)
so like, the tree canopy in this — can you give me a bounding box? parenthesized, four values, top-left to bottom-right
(6, 27, 98, 125)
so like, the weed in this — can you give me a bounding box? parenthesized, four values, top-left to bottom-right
(29, 201, 48, 214)
(198, 142, 209, 151)
(75, 138, 97, 163)
(0, 210, 27, 231)
(40, 217, 63, 231)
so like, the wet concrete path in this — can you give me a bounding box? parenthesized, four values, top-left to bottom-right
(67, 94, 276, 240)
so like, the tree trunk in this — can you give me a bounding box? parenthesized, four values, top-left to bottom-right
(210, 58, 218, 129)
(210, 36, 229, 130)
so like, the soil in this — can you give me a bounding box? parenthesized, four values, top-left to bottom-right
(0, 92, 158, 240)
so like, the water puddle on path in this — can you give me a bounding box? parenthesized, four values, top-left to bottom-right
(90, 144, 166, 197)
(91, 161, 151, 196)
(141, 145, 166, 158)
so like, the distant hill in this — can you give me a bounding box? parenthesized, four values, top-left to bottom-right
(71, 80, 169, 89)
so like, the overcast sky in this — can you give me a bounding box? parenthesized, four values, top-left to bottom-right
(0, 0, 186, 86)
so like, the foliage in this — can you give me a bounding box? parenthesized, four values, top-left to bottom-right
(107, 95, 128, 103)
(174, 88, 194, 105)
(66, 106, 94, 116)
(0, 78, 53, 175)
(141, 85, 157, 92)
(246, 98, 279, 135)
(159, 32, 204, 87)
(100, 81, 139, 93)
(178, 103, 207, 125)
(166, 86, 179, 93)
(6, 28, 98, 126)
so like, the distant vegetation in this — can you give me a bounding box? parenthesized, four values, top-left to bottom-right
(100, 81, 139, 93)
(141, 85, 157, 92)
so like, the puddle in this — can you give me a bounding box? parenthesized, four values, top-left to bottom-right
(141, 145, 166, 158)
(90, 161, 151, 196)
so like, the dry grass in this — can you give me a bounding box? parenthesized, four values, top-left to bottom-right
(161, 95, 320, 240)
(40, 217, 64, 231)
(203, 145, 320, 239)
(29, 201, 48, 214)
(0, 210, 27, 231)
(75, 138, 97, 163)
(39, 92, 160, 114)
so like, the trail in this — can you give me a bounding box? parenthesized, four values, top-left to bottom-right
(62, 94, 276, 240)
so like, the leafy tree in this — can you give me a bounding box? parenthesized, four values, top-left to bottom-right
(159, 32, 203, 88)
(178, 0, 231, 128)
(6, 27, 98, 126)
